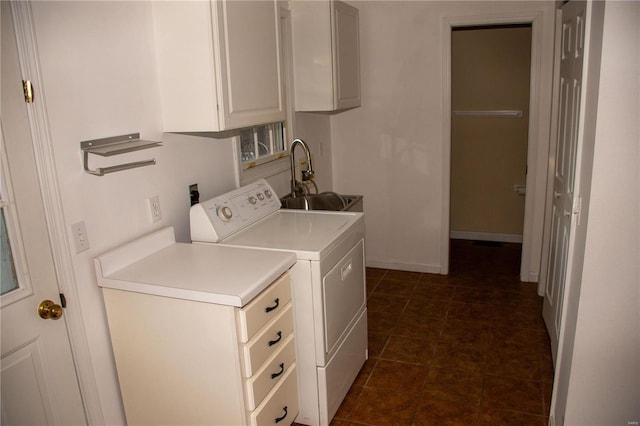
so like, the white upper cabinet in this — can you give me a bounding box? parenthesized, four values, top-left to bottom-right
(152, 1, 286, 132)
(291, 1, 360, 112)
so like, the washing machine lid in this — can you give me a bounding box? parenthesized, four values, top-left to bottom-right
(221, 210, 363, 261)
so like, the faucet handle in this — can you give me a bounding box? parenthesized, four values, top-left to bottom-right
(301, 169, 314, 181)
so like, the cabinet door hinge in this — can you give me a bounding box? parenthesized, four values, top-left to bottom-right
(22, 80, 34, 103)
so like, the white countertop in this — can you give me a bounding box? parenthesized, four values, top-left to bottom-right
(96, 242, 296, 307)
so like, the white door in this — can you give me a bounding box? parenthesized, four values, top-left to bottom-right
(0, 3, 86, 424)
(542, 0, 586, 363)
(332, 0, 361, 110)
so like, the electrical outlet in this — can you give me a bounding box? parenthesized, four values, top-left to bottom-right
(148, 196, 162, 223)
(189, 183, 199, 206)
(71, 221, 90, 253)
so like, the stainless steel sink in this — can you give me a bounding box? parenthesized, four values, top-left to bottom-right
(280, 192, 363, 212)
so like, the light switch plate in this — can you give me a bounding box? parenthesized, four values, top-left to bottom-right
(71, 221, 90, 253)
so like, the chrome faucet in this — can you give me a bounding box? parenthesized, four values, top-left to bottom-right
(290, 138, 314, 197)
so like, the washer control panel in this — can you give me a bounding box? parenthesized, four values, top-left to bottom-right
(190, 179, 280, 242)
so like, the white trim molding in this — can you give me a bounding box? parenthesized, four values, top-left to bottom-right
(366, 258, 441, 275)
(450, 231, 523, 244)
(441, 6, 556, 283)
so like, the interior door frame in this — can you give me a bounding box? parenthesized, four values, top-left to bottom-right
(9, 2, 103, 423)
(441, 8, 556, 282)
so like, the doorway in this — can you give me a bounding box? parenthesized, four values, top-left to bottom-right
(440, 10, 554, 283)
(449, 24, 532, 277)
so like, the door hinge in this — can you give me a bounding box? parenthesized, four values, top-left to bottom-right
(573, 195, 582, 226)
(22, 80, 34, 103)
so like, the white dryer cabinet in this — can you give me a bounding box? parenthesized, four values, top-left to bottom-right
(94, 227, 298, 425)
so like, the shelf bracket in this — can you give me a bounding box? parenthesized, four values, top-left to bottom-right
(80, 133, 161, 176)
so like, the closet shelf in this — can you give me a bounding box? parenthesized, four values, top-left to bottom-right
(80, 133, 161, 176)
(452, 110, 523, 118)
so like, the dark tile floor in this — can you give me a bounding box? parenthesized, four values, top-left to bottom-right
(331, 239, 554, 426)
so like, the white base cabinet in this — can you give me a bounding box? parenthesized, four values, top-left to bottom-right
(102, 273, 298, 426)
(152, 0, 286, 132)
(291, 0, 360, 111)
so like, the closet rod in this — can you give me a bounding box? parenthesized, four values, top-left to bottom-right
(452, 110, 523, 117)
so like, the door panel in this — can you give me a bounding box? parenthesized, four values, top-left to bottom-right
(219, 0, 285, 125)
(543, 0, 586, 363)
(0, 3, 86, 424)
(322, 239, 365, 356)
(1, 341, 51, 425)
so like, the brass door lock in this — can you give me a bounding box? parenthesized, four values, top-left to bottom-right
(38, 300, 63, 320)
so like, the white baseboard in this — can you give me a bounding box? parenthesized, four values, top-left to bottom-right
(365, 258, 442, 274)
(450, 231, 523, 244)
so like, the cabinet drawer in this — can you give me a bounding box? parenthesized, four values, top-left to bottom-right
(249, 364, 298, 426)
(237, 273, 291, 343)
(245, 335, 296, 411)
(242, 304, 294, 377)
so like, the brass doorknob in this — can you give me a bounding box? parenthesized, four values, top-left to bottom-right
(38, 300, 63, 320)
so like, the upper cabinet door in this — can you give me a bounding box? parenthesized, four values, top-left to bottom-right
(152, 1, 285, 132)
(332, 1, 360, 110)
(291, 0, 361, 112)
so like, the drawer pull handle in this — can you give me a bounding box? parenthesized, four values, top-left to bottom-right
(268, 331, 282, 347)
(275, 406, 288, 423)
(265, 298, 280, 313)
(271, 363, 285, 379)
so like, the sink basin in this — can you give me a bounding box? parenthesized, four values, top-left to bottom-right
(281, 192, 345, 211)
(280, 192, 363, 212)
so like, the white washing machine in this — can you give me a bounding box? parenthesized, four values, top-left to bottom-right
(190, 179, 367, 426)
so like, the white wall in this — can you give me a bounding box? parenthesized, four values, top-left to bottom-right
(330, 1, 555, 274)
(293, 112, 333, 192)
(561, 2, 640, 423)
(29, 2, 237, 423)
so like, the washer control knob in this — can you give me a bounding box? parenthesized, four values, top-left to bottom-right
(248, 196, 258, 205)
(217, 206, 233, 221)
(264, 189, 273, 199)
(257, 193, 265, 201)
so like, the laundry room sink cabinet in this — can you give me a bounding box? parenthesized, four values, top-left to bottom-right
(152, 0, 286, 131)
(94, 227, 298, 425)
